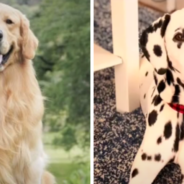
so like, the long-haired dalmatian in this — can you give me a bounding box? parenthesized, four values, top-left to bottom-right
(129, 9, 184, 184)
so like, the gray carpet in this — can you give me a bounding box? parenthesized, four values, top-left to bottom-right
(94, 1, 182, 184)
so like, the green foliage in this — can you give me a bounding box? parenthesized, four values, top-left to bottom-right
(31, 0, 90, 150)
(0, 0, 16, 4)
(1, 0, 41, 5)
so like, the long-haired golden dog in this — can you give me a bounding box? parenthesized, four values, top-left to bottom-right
(0, 3, 55, 184)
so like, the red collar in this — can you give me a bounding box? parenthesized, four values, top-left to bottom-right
(168, 103, 184, 114)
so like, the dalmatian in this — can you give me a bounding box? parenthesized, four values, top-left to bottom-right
(129, 9, 184, 184)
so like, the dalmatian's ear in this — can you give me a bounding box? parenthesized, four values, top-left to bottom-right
(140, 14, 171, 75)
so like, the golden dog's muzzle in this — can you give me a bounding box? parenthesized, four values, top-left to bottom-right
(0, 45, 13, 66)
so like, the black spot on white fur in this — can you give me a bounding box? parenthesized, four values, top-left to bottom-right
(152, 95, 162, 106)
(152, 95, 157, 104)
(154, 75, 158, 85)
(157, 136, 162, 144)
(171, 85, 180, 104)
(177, 78, 184, 89)
(155, 154, 161, 161)
(173, 124, 180, 152)
(148, 110, 158, 126)
(160, 104, 164, 112)
(144, 94, 146, 99)
(180, 123, 184, 141)
(147, 156, 152, 160)
(132, 168, 138, 178)
(153, 45, 162, 57)
(161, 14, 170, 37)
(140, 29, 150, 61)
(153, 19, 163, 31)
(167, 59, 174, 71)
(180, 117, 184, 140)
(145, 71, 148, 76)
(164, 121, 172, 139)
(157, 80, 166, 93)
(166, 69, 174, 85)
(141, 153, 147, 160)
(139, 19, 163, 61)
(157, 68, 167, 75)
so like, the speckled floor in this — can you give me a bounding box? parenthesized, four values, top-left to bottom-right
(94, 1, 182, 184)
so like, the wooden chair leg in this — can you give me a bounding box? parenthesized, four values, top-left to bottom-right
(166, 0, 175, 12)
(111, 0, 140, 113)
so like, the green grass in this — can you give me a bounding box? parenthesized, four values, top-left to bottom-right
(47, 162, 79, 184)
(43, 132, 89, 163)
(43, 132, 90, 183)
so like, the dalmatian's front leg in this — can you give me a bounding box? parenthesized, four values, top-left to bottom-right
(129, 115, 176, 184)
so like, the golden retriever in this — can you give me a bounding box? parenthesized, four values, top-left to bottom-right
(0, 3, 55, 184)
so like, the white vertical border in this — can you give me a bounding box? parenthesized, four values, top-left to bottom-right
(90, 0, 94, 183)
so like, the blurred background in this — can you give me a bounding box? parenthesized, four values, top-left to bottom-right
(1, 0, 90, 183)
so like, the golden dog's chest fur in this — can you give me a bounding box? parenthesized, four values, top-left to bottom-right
(0, 3, 55, 184)
(0, 62, 51, 184)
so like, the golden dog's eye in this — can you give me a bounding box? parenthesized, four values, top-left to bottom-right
(174, 33, 184, 41)
(6, 19, 13, 24)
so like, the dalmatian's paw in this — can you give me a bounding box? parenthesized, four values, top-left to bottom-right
(129, 125, 175, 184)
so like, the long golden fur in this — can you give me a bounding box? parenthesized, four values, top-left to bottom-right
(0, 3, 55, 184)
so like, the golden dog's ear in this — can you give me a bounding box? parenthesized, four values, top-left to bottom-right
(20, 15, 38, 60)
